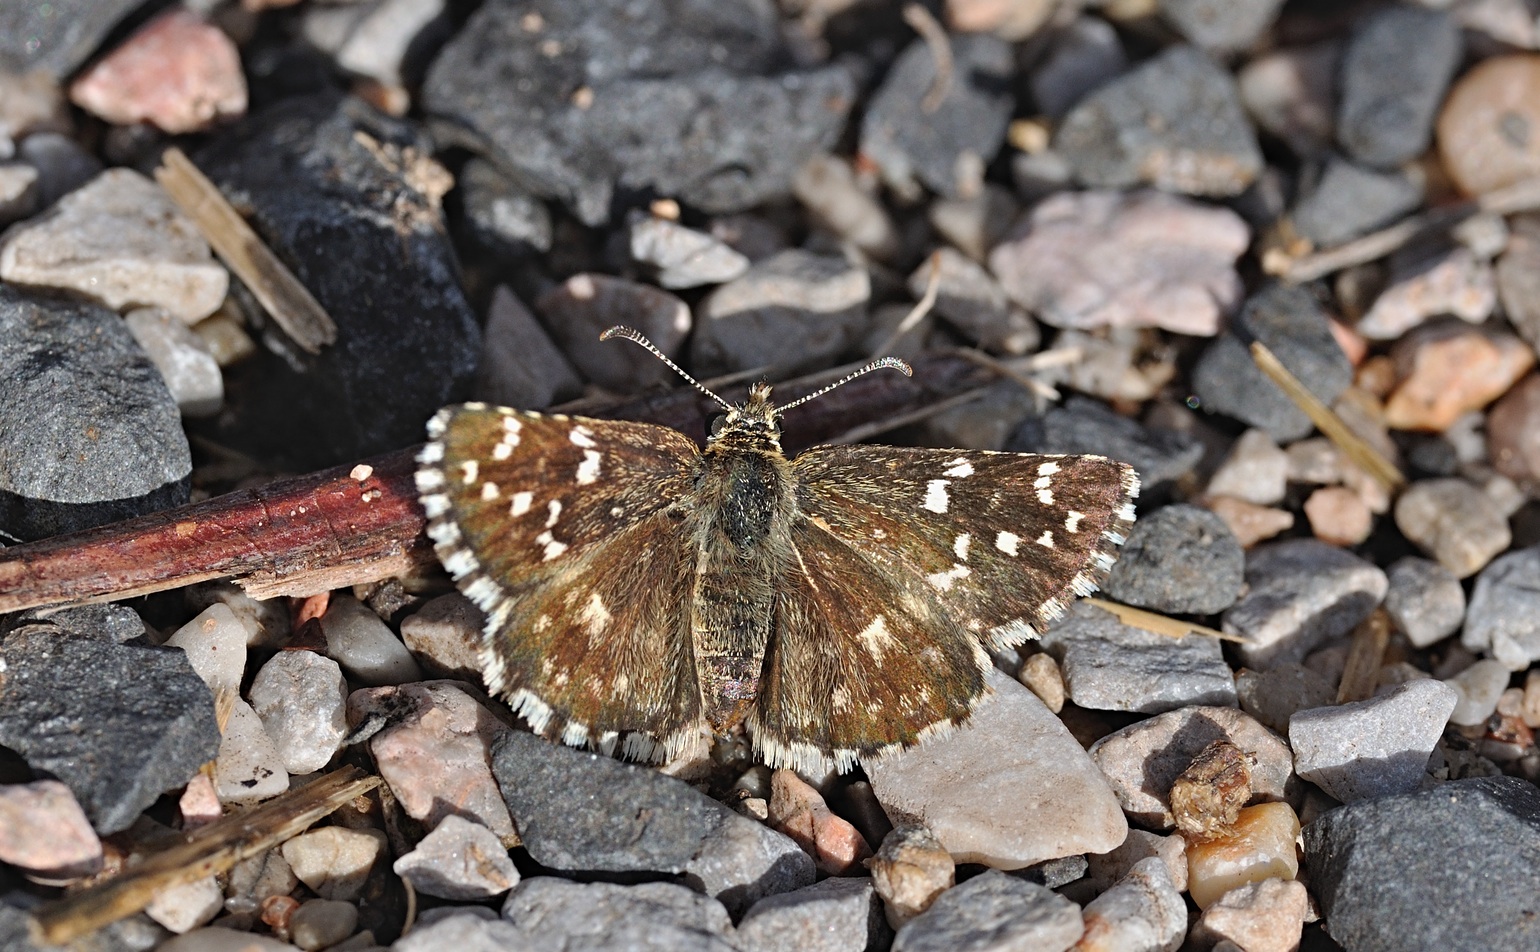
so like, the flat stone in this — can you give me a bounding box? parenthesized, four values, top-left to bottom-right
(693, 249, 869, 377)
(1189, 878, 1309, 952)
(1089, 706, 1293, 830)
(501, 878, 739, 952)
(1075, 856, 1187, 952)
(397, 592, 484, 682)
(909, 248, 1038, 355)
(0, 168, 227, 323)
(1359, 248, 1497, 341)
(1303, 776, 1540, 952)
(14, 603, 148, 644)
(474, 286, 583, 411)
(1445, 659, 1513, 726)
(0, 628, 218, 833)
(353, 681, 516, 841)
(1206, 429, 1288, 506)
(422, 0, 853, 225)
(1223, 538, 1388, 669)
(766, 769, 872, 876)
(1383, 323, 1532, 430)
(1439, 54, 1540, 196)
(145, 875, 223, 934)
(891, 870, 1083, 952)
(1289, 679, 1457, 802)
(302, 0, 446, 92)
(1085, 830, 1188, 895)
(989, 189, 1247, 336)
(0, 779, 102, 878)
(213, 699, 290, 806)
(124, 307, 224, 418)
(1029, 16, 1128, 119)
(249, 650, 349, 776)
(737, 877, 889, 952)
(536, 274, 691, 391)
(491, 730, 812, 916)
(861, 33, 1015, 197)
(393, 814, 518, 900)
(1204, 496, 1295, 549)
(281, 826, 388, 902)
(0, 285, 191, 541)
(1008, 395, 1202, 494)
(630, 214, 750, 290)
(1236, 663, 1337, 733)
(1464, 544, 1540, 670)
(68, 9, 246, 134)
(1292, 156, 1423, 248)
(1385, 557, 1466, 648)
(288, 898, 358, 952)
(1158, 0, 1285, 53)
(794, 153, 901, 262)
(1337, 5, 1462, 167)
(160, 927, 296, 952)
(165, 603, 249, 697)
(866, 671, 1127, 869)
(1394, 477, 1512, 579)
(1040, 602, 1237, 714)
(1192, 283, 1354, 442)
(319, 595, 423, 686)
(1055, 45, 1262, 196)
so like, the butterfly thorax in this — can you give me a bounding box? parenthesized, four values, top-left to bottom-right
(688, 383, 797, 734)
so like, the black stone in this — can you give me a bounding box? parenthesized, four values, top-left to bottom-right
(1104, 504, 1245, 615)
(1303, 776, 1540, 952)
(194, 94, 481, 470)
(0, 0, 144, 79)
(1292, 156, 1424, 248)
(421, 0, 854, 226)
(860, 34, 1015, 198)
(0, 286, 190, 542)
(1191, 283, 1354, 442)
(1008, 396, 1203, 494)
(0, 628, 219, 834)
(1337, 6, 1462, 168)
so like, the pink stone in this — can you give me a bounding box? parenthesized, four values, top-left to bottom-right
(767, 769, 873, 875)
(0, 780, 102, 878)
(69, 9, 247, 134)
(1384, 324, 1535, 432)
(1304, 486, 1374, 547)
(178, 773, 224, 829)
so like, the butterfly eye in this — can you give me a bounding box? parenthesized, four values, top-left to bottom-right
(709, 415, 727, 436)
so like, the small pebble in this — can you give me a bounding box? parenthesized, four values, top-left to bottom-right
(989, 189, 1247, 336)
(214, 699, 290, 806)
(1444, 659, 1513, 726)
(767, 769, 872, 876)
(869, 825, 954, 930)
(68, 9, 246, 134)
(191, 310, 258, 368)
(1189, 878, 1309, 952)
(737, 877, 889, 952)
(1464, 544, 1540, 670)
(1383, 324, 1532, 431)
(1336, 5, 1462, 167)
(145, 875, 223, 934)
(397, 592, 484, 681)
(165, 603, 249, 697)
(280, 826, 387, 902)
(1291, 156, 1423, 248)
(1488, 373, 1540, 484)
(1236, 41, 1339, 158)
(1206, 429, 1288, 506)
(1525, 670, 1540, 728)
(303, 0, 442, 93)
(891, 869, 1083, 952)
(0, 167, 228, 323)
(1085, 830, 1188, 895)
(124, 307, 224, 418)
(793, 153, 899, 261)
(1235, 663, 1337, 733)
(1169, 740, 1255, 842)
(1017, 652, 1066, 714)
(1185, 802, 1301, 910)
(1289, 678, 1458, 801)
(393, 814, 518, 900)
(249, 650, 348, 775)
(1074, 856, 1187, 952)
(945, 0, 1056, 40)
(1224, 538, 1389, 669)
(474, 286, 583, 411)
(1358, 248, 1496, 341)
(1303, 485, 1374, 547)
(536, 273, 691, 391)
(454, 157, 552, 258)
(1203, 496, 1295, 548)
(0, 162, 39, 226)
(226, 850, 299, 917)
(1437, 54, 1540, 195)
(1384, 557, 1467, 648)
(288, 898, 358, 951)
(319, 595, 423, 686)
(909, 247, 1038, 355)
(0, 779, 102, 878)
(630, 213, 751, 289)
(1394, 477, 1512, 578)
(1089, 706, 1292, 830)
(1030, 16, 1127, 119)
(928, 182, 1018, 263)
(16, 131, 103, 209)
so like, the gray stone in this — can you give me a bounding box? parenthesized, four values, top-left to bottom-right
(1089, 705, 1293, 830)
(1292, 156, 1424, 248)
(455, 157, 552, 258)
(1236, 663, 1337, 733)
(16, 131, 103, 209)
(737, 877, 889, 952)
(1224, 539, 1389, 669)
(794, 153, 901, 262)
(1008, 396, 1203, 494)
(302, 0, 447, 91)
(1394, 478, 1512, 580)
(1289, 679, 1457, 802)
(1040, 602, 1236, 714)
(319, 595, 423, 686)
(0, 0, 143, 79)
(1076, 856, 1187, 952)
(908, 248, 1038, 355)
(1054, 45, 1262, 197)
(1337, 6, 1462, 167)
(398, 592, 484, 682)
(1192, 283, 1354, 442)
(892, 870, 1083, 952)
(0, 162, 39, 227)
(1085, 830, 1187, 894)
(474, 286, 583, 411)
(1030, 16, 1127, 119)
(0, 285, 191, 541)
(124, 307, 224, 418)
(1303, 776, 1540, 952)
(1159, 0, 1285, 53)
(1206, 429, 1289, 506)
(1444, 659, 1512, 727)
(392, 912, 530, 952)
(1103, 504, 1244, 614)
(631, 214, 750, 290)
(214, 698, 290, 806)
(861, 34, 1015, 198)
(1464, 545, 1540, 671)
(1384, 556, 1466, 648)
(501, 878, 739, 952)
(0, 628, 218, 833)
(10, 603, 148, 644)
(249, 650, 349, 776)
(491, 731, 813, 916)
(393, 814, 518, 900)
(288, 898, 358, 951)
(693, 249, 869, 377)
(537, 273, 691, 390)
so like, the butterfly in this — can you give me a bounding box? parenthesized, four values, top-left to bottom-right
(415, 327, 1138, 774)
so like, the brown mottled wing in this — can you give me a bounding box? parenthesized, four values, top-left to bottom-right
(415, 404, 705, 760)
(750, 445, 1138, 771)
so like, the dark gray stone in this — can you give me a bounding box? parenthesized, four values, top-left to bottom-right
(1292, 156, 1424, 248)
(1104, 504, 1244, 614)
(861, 33, 1015, 197)
(536, 274, 691, 390)
(0, 902, 165, 952)
(736, 877, 890, 952)
(1303, 776, 1540, 952)
(1054, 45, 1262, 197)
(1030, 16, 1127, 119)
(907, 249, 1039, 356)
(1008, 396, 1203, 494)
(501, 878, 738, 952)
(16, 132, 104, 210)
(1158, 0, 1286, 53)
(0, 628, 219, 834)
(194, 94, 481, 470)
(1042, 603, 1237, 714)
(475, 287, 584, 411)
(422, 0, 854, 226)
(1384, 556, 1466, 649)
(0, 286, 190, 542)
(490, 731, 813, 916)
(892, 870, 1083, 952)
(1191, 283, 1354, 442)
(1224, 538, 1389, 669)
(1337, 6, 1462, 168)
(456, 158, 552, 260)
(1016, 854, 1089, 890)
(6, 603, 148, 644)
(1462, 545, 1540, 672)
(0, 0, 143, 79)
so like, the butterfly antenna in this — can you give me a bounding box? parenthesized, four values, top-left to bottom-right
(777, 357, 912, 414)
(600, 326, 733, 411)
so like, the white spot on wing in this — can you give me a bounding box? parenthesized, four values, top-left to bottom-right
(943, 458, 974, 478)
(926, 563, 971, 591)
(536, 531, 567, 561)
(1037, 530, 1054, 548)
(480, 481, 499, 501)
(923, 479, 950, 514)
(953, 533, 971, 561)
(1065, 510, 1084, 533)
(995, 531, 1020, 556)
(545, 499, 562, 528)
(576, 449, 602, 485)
(579, 591, 612, 636)
(570, 426, 597, 449)
(510, 491, 533, 517)
(1037, 460, 1061, 476)
(459, 460, 479, 485)
(858, 615, 895, 658)
(1037, 487, 1055, 505)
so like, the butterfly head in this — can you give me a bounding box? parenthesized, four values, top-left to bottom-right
(708, 381, 783, 454)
